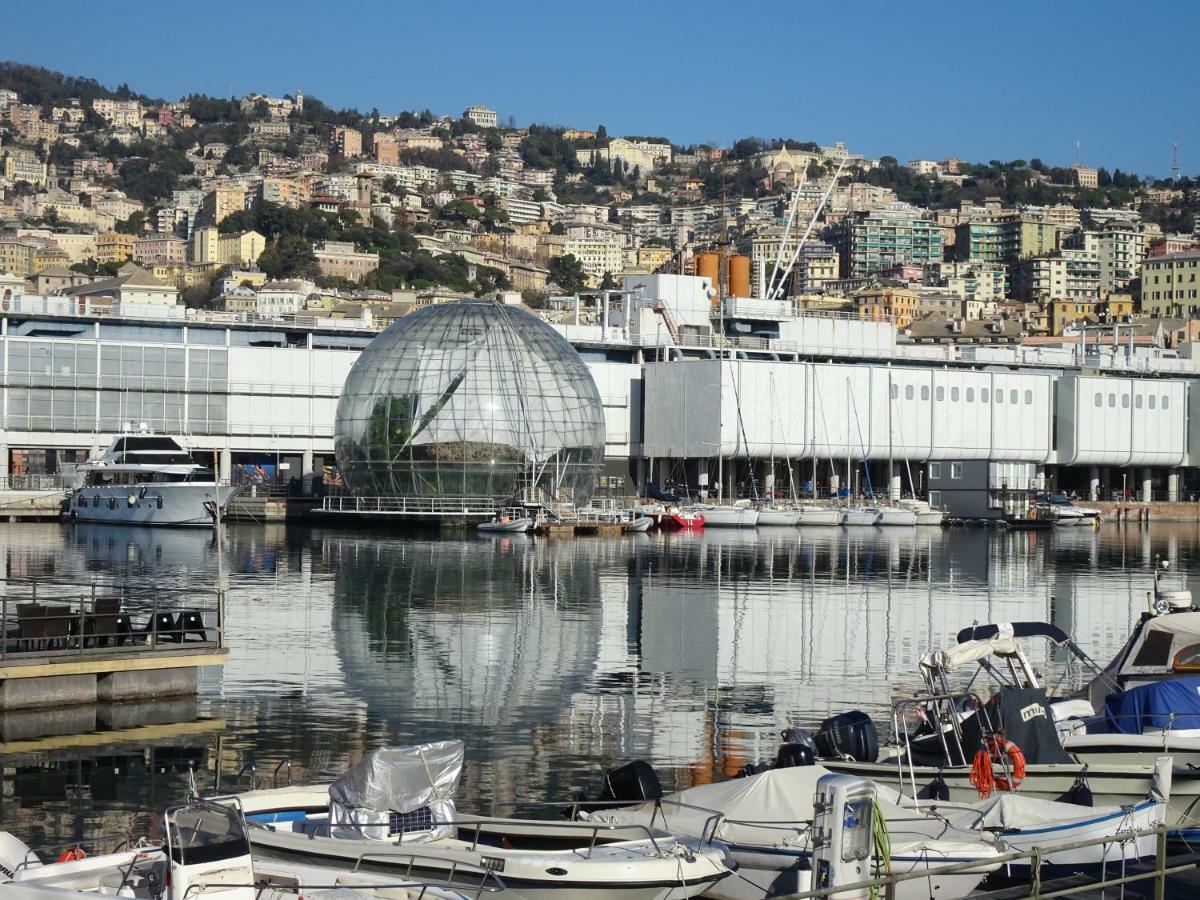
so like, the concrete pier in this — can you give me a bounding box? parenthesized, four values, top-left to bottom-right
(0, 647, 226, 710)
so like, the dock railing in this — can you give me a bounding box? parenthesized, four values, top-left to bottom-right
(0, 580, 223, 663)
(321, 496, 499, 517)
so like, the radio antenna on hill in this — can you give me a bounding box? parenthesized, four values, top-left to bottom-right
(1172, 141, 1180, 184)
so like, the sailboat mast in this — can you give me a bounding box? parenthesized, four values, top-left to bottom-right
(888, 371, 894, 504)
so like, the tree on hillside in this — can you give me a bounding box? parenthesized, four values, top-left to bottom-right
(258, 235, 319, 280)
(548, 254, 587, 294)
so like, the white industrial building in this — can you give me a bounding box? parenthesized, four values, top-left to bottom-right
(1, 273, 1199, 512)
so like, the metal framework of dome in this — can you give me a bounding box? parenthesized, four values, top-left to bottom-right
(334, 300, 605, 506)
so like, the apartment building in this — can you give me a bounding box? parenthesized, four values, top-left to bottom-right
(464, 106, 498, 128)
(835, 207, 944, 279)
(97, 231, 136, 264)
(372, 133, 399, 166)
(1141, 251, 1200, 317)
(133, 236, 188, 266)
(2, 148, 48, 188)
(563, 239, 623, 286)
(312, 241, 379, 282)
(331, 127, 363, 159)
(0, 239, 38, 276)
(200, 187, 246, 226)
(1012, 249, 1101, 301)
(91, 98, 143, 127)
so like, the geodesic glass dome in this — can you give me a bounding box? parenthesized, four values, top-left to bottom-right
(334, 300, 606, 506)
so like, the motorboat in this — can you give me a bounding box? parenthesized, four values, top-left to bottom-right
(662, 508, 704, 530)
(235, 742, 732, 899)
(756, 506, 801, 527)
(625, 516, 654, 533)
(796, 505, 841, 526)
(67, 430, 235, 528)
(689, 501, 759, 528)
(581, 762, 1003, 900)
(477, 509, 533, 533)
(897, 498, 946, 526)
(1044, 493, 1102, 526)
(841, 507, 881, 527)
(876, 506, 918, 526)
(0, 798, 498, 900)
(953, 561, 1200, 772)
(808, 607, 1200, 838)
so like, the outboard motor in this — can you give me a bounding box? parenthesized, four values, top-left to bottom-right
(0, 832, 37, 882)
(775, 743, 816, 768)
(813, 711, 879, 763)
(595, 760, 663, 807)
(811, 774, 877, 900)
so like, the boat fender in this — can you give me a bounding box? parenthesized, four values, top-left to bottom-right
(56, 847, 86, 863)
(988, 737, 1026, 791)
(1057, 770, 1094, 807)
(919, 774, 950, 802)
(127, 495, 137, 506)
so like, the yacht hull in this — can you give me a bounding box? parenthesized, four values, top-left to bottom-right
(841, 509, 881, 526)
(757, 509, 801, 527)
(796, 507, 842, 527)
(877, 508, 918, 526)
(696, 507, 760, 528)
(67, 483, 235, 527)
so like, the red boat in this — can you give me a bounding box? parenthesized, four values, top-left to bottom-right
(662, 509, 704, 530)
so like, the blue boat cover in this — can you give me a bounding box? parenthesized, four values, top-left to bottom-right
(1104, 676, 1200, 734)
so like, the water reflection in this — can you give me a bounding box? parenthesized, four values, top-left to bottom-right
(2, 521, 1199, 845)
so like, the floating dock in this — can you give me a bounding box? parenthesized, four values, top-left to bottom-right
(0, 584, 226, 711)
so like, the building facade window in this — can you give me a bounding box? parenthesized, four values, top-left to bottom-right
(929, 462, 942, 479)
(950, 462, 963, 479)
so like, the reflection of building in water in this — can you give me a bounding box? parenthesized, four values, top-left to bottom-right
(563, 527, 1183, 781)
(329, 535, 613, 809)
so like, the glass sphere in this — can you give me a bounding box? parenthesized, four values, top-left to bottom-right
(334, 300, 605, 506)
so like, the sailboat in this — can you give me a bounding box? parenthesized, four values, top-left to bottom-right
(841, 378, 882, 526)
(758, 373, 802, 525)
(876, 373, 917, 525)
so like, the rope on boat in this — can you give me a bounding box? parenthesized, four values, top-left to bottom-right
(869, 799, 892, 900)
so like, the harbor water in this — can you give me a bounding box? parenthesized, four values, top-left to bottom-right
(1, 521, 1196, 851)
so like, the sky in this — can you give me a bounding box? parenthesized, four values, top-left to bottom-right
(5, 0, 1197, 177)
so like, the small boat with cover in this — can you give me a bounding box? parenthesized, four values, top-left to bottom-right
(237, 741, 732, 900)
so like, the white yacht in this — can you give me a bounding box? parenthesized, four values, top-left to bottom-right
(68, 431, 235, 527)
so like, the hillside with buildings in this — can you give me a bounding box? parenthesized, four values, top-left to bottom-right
(1, 62, 1199, 338)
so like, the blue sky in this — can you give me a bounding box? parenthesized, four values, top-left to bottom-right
(6, 0, 1196, 177)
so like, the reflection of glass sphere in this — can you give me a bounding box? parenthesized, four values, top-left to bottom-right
(334, 300, 605, 505)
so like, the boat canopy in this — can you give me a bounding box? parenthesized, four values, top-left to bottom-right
(1104, 676, 1200, 735)
(956, 622, 1072, 646)
(328, 741, 463, 842)
(920, 635, 1020, 678)
(589, 764, 988, 854)
(1114, 612, 1200, 679)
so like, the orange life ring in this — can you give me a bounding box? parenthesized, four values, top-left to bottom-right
(988, 737, 1026, 790)
(1029, 507, 1037, 520)
(56, 847, 86, 863)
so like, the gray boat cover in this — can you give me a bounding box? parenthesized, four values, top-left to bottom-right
(328, 742, 463, 842)
(587, 765, 990, 856)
